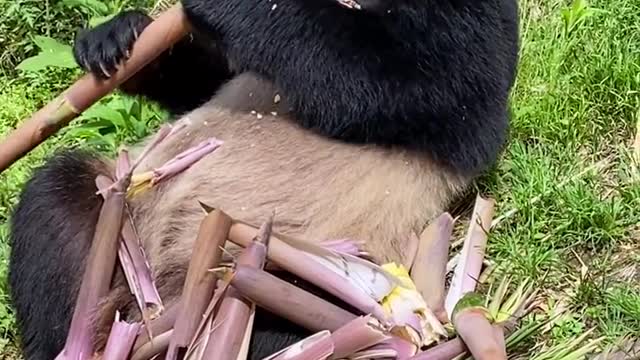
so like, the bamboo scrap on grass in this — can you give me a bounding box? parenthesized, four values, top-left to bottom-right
(0, 3, 190, 175)
(165, 209, 232, 360)
(442, 195, 505, 360)
(451, 294, 505, 360)
(445, 195, 495, 316)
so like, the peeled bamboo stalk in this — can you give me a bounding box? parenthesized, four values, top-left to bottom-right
(166, 209, 232, 360)
(96, 175, 163, 334)
(0, 3, 190, 174)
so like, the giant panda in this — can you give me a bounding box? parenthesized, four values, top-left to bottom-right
(7, 0, 520, 359)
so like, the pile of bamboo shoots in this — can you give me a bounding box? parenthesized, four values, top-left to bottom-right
(48, 120, 532, 360)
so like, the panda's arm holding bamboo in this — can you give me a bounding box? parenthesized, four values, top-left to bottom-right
(73, 0, 519, 176)
(73, 10, 234, 115)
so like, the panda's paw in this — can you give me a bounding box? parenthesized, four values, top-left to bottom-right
(73, 10, 152, 79)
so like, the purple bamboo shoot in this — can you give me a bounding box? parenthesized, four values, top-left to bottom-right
(410, 213, 454, 323)
(452, 307, 505, 360)
(329, 315, 389, 359)
(222, 265, 358, 332)
(200, 214, 273, 360)
(133, 302, 179, 352)
(228, 222, 395, 325)
(55, 166, 130, 360)
(96, 176, 163, 332)
(132, 330, 173, 360)
(165, 209, 232, 360)
(102, 312, 142, 360)
(264, 331, 334, 360)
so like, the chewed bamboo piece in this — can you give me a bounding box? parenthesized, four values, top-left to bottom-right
(0, 4, 190, 175)
(55, 157, 131, 360)
(380, 263, 447, 349)
(444, 195, 496, 318)
(410, 213, 454, 323)
(165, 209, 232, 360)
(199, 214, 273, 360)
(102, 312, 142, 360)
(129, 138, 223, 197)
(96, 176, 163, 333)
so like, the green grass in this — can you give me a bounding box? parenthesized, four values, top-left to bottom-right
(0, 0, 639, 358)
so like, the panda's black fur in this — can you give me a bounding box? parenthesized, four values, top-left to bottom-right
(8, 0, 520, 359)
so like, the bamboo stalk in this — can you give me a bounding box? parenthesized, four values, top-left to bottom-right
(55, 169, 130, 360)
(223, 265, 358, 332)
(165, 209, 232, 360)
(132, 330, 173, 360)
(200, 215, 273, 360)
(329, 315, 389, 359)
(95, 176, 163, 335)
(452, 308, 506, 360)
(445, 196, 495, 318)
(102, 312, 142, 360)
(133, 302, 179, 352)
(410, 213, 454, 323)
(228, 222, 393, 323)
(264, 331, 335, 360)
(0, 3, 190, 174)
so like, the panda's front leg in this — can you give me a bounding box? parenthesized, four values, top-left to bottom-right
(73, 9, 233, 115)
